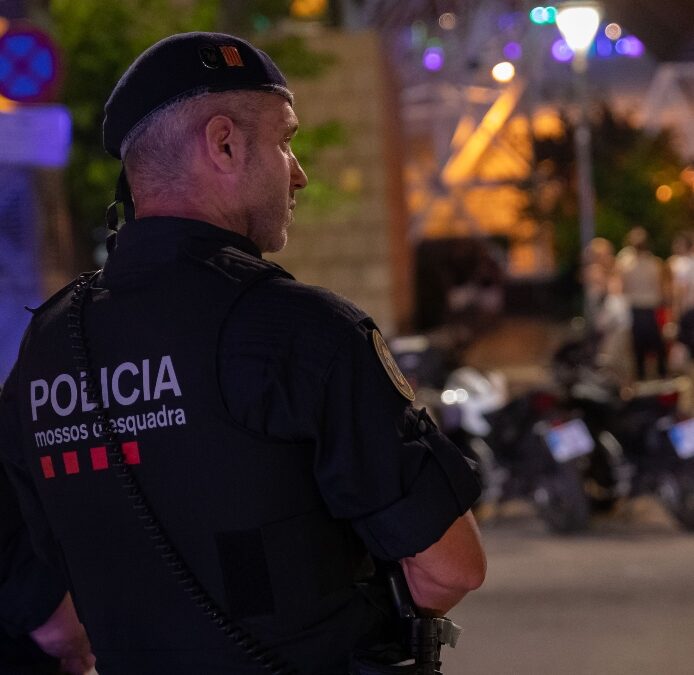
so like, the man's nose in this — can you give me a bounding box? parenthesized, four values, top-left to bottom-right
(291, 154, 308, 190)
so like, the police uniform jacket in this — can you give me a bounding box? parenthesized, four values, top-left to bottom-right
(0, 217, 480, 674)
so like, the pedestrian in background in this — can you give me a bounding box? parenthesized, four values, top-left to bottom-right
(615, 226, 669, 380)
(581, 238, 631, 380)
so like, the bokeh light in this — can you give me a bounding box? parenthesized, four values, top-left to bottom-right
(438, 12, 457, 30)
(290, 0, 327, 19)
(551, 38, 573, 62)
(656, 185, 673, 202)
(529, 6, 557, 25)
(492, 61, 515, 83)
(615, 36, 645, 57)
(605, 23, 622, 40)
(0, 94, 16, 111)
(595, 36, 613, 57)
(423, 46, 445, 71)
(503, 41, 523, 60)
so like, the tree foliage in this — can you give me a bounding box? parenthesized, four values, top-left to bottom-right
(50, 0, 219, 262)
(527, 106, 694, 268)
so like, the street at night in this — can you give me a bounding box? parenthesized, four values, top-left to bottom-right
(446, 499, 694, 674)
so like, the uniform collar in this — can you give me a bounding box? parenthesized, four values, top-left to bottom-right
(102, 216, 262, 285)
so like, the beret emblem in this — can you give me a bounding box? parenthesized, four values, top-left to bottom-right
(220, 45, 244, 67)
(199, 44, 222, 69)
(199, 44, 244, 69)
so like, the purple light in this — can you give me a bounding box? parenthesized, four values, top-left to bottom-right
(503, 41, 523, 60)
(615, 36, 645, 58)
(423, 46, 444, 71)
(595, 36, 613, 57)
(551, 38, 573, 62)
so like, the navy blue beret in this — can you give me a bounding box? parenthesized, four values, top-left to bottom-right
(103, 32, 292, 159)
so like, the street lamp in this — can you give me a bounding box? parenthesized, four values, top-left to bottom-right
(556, 2, 601, 262)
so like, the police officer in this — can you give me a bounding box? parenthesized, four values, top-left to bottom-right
(0, 33, 485, 674)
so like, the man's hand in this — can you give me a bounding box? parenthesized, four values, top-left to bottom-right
(29, 593, 97, 675)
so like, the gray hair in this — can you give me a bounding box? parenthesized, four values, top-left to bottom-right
(122, 90, 267, 200)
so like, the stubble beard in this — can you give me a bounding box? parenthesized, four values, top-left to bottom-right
(247, 201, 291, 253)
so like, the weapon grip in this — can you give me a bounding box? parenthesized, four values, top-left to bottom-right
(384, 563, 417, 619)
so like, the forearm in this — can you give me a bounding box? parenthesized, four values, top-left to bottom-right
(29, 593, 96, 673)
(400, 512, 486, 616)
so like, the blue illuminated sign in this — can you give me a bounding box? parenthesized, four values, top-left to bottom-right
(0, 167, 40, 382)
(0, 104, 71, 166)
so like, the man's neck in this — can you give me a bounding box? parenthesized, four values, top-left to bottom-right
(135, 202, 249, 239)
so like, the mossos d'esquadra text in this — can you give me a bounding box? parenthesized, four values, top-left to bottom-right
(29, 355, 187, 447)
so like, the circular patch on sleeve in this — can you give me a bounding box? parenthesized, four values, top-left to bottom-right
(371, 330, 415, 401)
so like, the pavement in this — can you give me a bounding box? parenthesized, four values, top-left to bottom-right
(445, 499, 694, 675)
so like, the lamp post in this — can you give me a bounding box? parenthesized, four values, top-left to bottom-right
(556, 2, 601, 258)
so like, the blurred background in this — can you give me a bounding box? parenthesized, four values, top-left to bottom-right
(1, 1, 693, 673)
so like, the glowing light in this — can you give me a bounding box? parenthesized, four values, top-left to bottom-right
(532, 108, 564, 139)
(0, 17, 9, 37)
(423, 46, 445, 71)
(681, 167, 694, 187)
(656, 185, 673, 202)
(441, 390, 457, 405)
(530, 7, 545, 23)
(0, 104, 72, 166)
(530, 6, 557, 24)
(492, 61, 515, 82)
(0, 93, 16, 111)
(595, 36, 612, 57)
(438, 12, 457, 30)
(290, 0, 327, 18)
(455, 389, 469, 403)
(605, 22, 622, 40)
(556, 5, 601, 52)
(503, 41, 523, 60)
(551, 38, 574, 62)
(615, 36, 645, 57)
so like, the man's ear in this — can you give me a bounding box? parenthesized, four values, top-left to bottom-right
(205, 115, 240, 173)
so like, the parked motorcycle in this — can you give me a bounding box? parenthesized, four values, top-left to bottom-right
(438, 367, 592, 533)
(552, 335, 694, 530)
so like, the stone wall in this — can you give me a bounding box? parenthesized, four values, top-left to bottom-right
(269, 30, 411, 337)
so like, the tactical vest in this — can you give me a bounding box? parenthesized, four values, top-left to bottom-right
(16, 243, 378, 673)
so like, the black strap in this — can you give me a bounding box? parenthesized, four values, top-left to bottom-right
(69, 271, 298, 675)
(106, 167, 136, 231)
